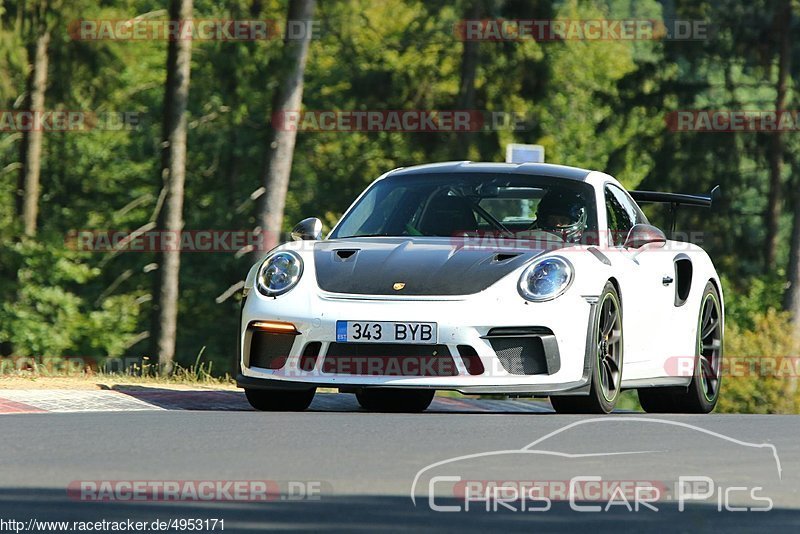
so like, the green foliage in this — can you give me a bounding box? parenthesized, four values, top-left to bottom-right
(537, 0, 657, 188)
(722, 274, 787, 331)
(0, 239, 140, 359)
(716, 309, 800, 414)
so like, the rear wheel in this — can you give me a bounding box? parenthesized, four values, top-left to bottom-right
(245, 388, 315, 411)
(551, 281, 623, 414)
(638, 282, 722, 414)
(356, 388, 435, 413)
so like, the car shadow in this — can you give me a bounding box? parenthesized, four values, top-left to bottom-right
(106, 386, 563, 414)
(106, 385, 253, 411)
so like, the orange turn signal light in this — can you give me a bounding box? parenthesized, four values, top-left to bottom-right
(250, 321, 299, 334)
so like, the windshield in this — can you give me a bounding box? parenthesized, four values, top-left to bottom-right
(330, 173, 598, 244)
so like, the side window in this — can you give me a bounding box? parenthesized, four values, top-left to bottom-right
(619, 187, 649, 226)
(605, 185, 636, 246)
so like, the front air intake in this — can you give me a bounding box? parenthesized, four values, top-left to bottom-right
(299, 342, 322, 372)
(248, 331, 296, 370)
(457, 345, 485, 375)
(322, 343, 457, 376)
(484, 327, 560, 375)
(488, 337, 548, 375)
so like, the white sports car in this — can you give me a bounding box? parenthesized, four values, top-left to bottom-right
(237, 162, 723, 414)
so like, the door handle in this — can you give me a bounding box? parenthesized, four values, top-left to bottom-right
(662, 276, 674, 286)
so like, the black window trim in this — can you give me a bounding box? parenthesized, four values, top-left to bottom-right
(603, 181, 654, 248)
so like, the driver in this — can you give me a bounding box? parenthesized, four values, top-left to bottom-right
(534, 190, 588, 242)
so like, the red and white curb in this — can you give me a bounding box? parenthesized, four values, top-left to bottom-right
(0, 390, 165, 413)
(0, 389, 554, 414)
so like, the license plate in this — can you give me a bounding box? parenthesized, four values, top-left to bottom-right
(336, 321, 438, 344)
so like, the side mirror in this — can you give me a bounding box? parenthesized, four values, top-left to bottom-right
(291, 217, 323, 241)
(624, 224, 666, 250)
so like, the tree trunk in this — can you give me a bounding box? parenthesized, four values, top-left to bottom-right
(150, 0, 193, 375)
(764, 0, 791, 268)
(778, 1, 797, 405)
(787, 196, 800, 324)
(258, 0, 316, 253)
(18, 28, 50, 237)
(454, 0, 481, 160)
(785, 0, 799, 334)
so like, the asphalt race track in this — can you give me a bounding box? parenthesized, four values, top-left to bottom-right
(0, 391, 798, 532)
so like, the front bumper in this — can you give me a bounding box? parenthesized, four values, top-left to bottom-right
(238, 283, 598, 395)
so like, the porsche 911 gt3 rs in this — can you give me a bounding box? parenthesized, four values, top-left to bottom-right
(236, 162, 723, 414)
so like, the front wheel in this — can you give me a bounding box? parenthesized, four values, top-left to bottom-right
(245, 388, 316, 411)
(638, 281, 722, 414)
(551, 281, 623, 414)
(356, 388, 435, 413)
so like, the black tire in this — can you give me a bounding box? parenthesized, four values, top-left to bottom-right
(356, 388, 435, 413)
(551, 281, 623, 414)
(638, 282, 722, 414)
(245, 388, 315, 411)
(637, 389, 674, 413)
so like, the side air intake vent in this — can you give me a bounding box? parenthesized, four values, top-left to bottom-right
(674, 256, 693, 307)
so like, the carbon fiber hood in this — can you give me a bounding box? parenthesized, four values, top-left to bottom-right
(313, 237, 557, 296)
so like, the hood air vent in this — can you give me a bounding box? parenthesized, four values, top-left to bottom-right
(334, 249, 359, 261)
(493, 252, 521, 263)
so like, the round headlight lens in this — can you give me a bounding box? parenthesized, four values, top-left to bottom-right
(518, 256, 574, 301)
(257, 251, 303, 296)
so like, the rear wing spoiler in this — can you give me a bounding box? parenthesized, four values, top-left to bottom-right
(630, 185, 720, 208)
(629, 185, 721, 237)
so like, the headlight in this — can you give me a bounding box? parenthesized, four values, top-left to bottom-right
(518, 256, 574, 302)
(256, 251, 303, 296)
